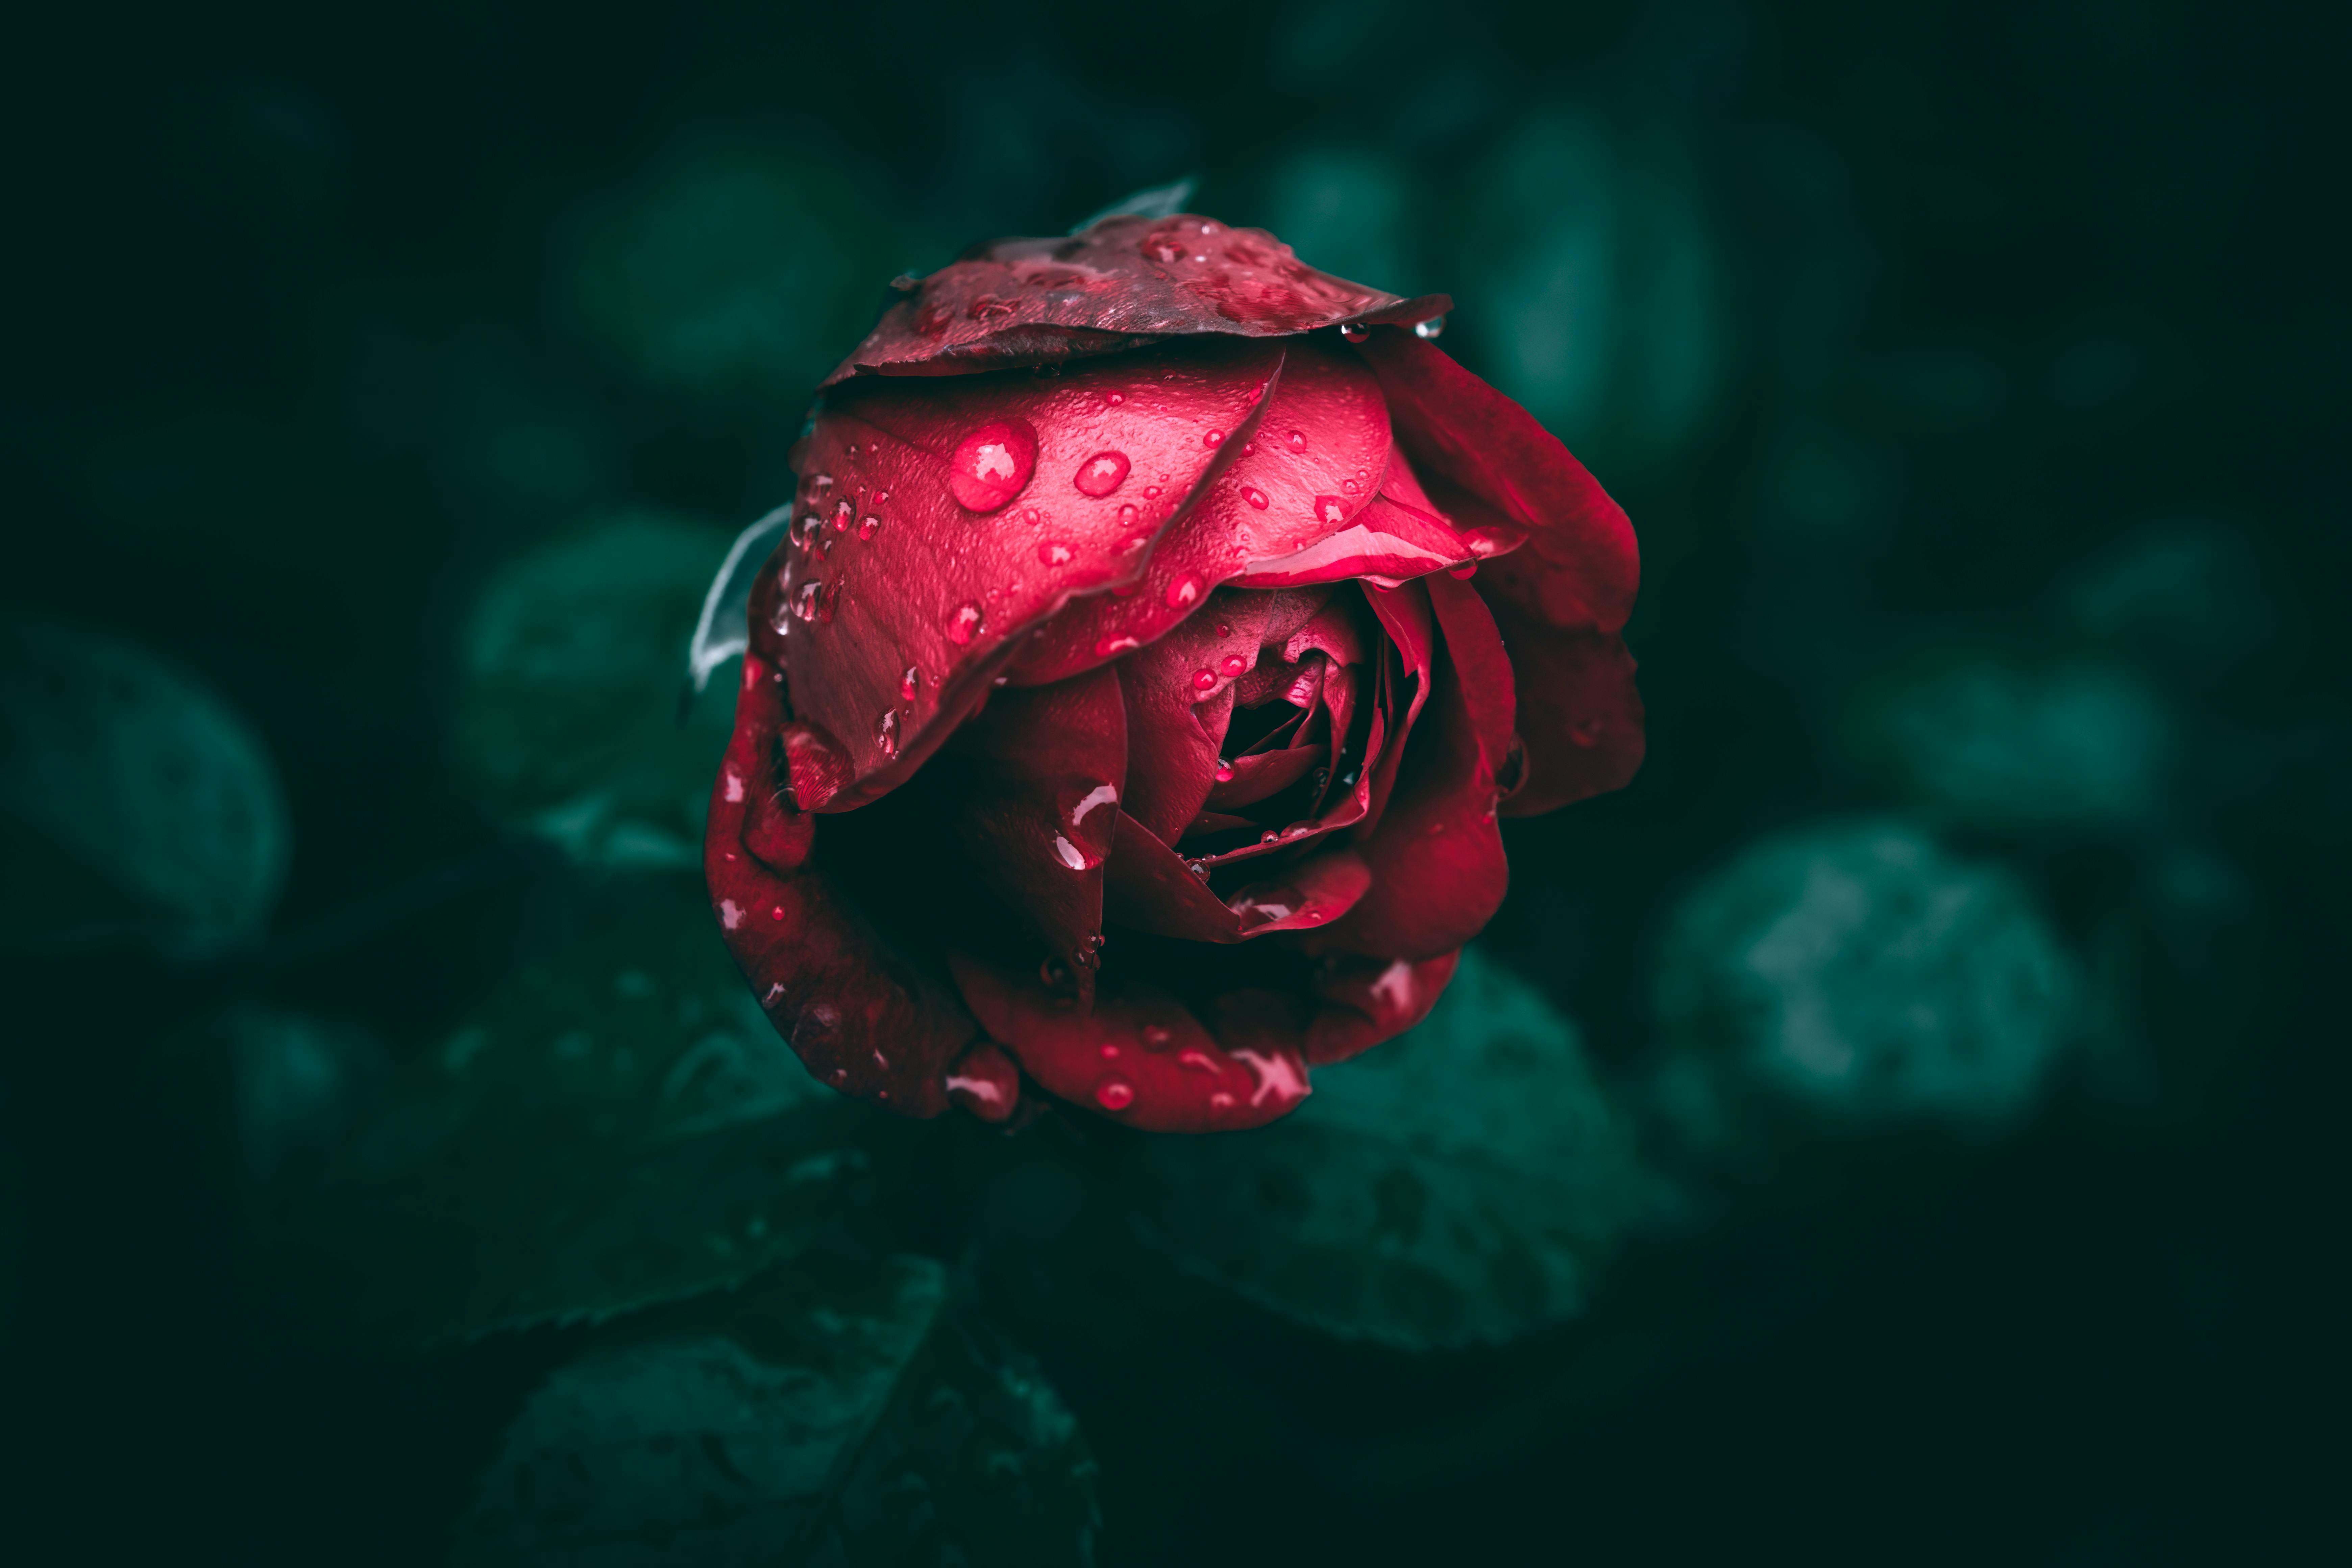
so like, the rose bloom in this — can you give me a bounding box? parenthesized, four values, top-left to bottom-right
(705, 210, 1641, 1133)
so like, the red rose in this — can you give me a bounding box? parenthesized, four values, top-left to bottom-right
(704, 210, 1641, 1132)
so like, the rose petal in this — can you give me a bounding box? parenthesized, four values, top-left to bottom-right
(829, 214, 1444, 385)
(705, 653, 978, 1116)
(1357, 580, 1435, 838)
(944, 949, 1311, 1131)
(910, 663, 1126, 997)
(1114, 589, 1274, 845)
(1302, 587, 1511, 962)
(1103, 811, 1373, 942)
(1489, 615, 1646, 815)
(778, 337, 1280, 806)
(1203, 742, 1321, 812)
(1354, 329, 1638, 637)
(1009, 339, 1392, 687)
(945, 1040, 1022, 1123)
(1304, 951, 1462, 1065)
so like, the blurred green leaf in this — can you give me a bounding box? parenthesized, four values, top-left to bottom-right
(245, 878, 898, 1346)
(1847, 650, 2173, 839)
(1652, 818, 2079, 1142)
(454, 515, 742, 871)
(565, 144, 896, 400)
(1128, 949, 1659, 1351)
(1457, 113, 1726, 467)
(454, 1252, 1100, 1568)
(0, 611, 289, 957)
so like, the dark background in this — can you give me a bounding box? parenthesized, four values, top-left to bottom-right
(3, 1, 2343, 1563)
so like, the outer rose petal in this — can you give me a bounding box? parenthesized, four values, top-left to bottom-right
(1103, 814, 1374, 942)
(945, 1041, 1022, 1123)
(1305, 951, 1461, 1065)
(1010, 340, 1393, 687)
(944, 950, 1310, 1132)
(911, 664, 1126, 998)
(1354, 329, 1638, 636)
(829, 212, 1447, 385)
(1487, 610, 1645, 816)
(705, 653, 978, 1116)
(778, 338, 1278, 806)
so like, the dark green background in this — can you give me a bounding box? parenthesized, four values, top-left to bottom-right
(3, 1, 2342, 1563)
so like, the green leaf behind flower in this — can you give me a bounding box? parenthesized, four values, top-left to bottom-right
(453, 1253, 1100, 1568)
(454, 515, 742, 872)
(242, 878, 898, 1346)
(1129, 948, 1660, 1351)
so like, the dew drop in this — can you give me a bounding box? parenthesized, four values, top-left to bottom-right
(1448, 562, 1477, 579)
(873, 491, 889, 505)
(1341, 478, 1359, 495)
(948, 420, 1038, 513)
(1285, 430, 1307, 452)
(1141, 232, 1186, 263)
(1569, 717, 1604, 747)
(1038, 541, 1076, 567)
(1314, 495, 1346, 524)
(1118, 503, 1139, 528)
(1340, 322, 1371, 343)
(900, 666, 921, 702)
(1219, 654, 1247, 677)
(1204, 430, 1225, 448)
(1415, 315, 1446, 339)
(794, 580, 825, 622)
(1106, 391, 1125, 406)
(1186, 859, 1209, 879)
(1022, 507, 1042, 524)
(1213, 759, 1234, 782)
(1242, 442, 1256, 456)
(831, 499, 853, 532)
(1074, 450, 1131, 496)
(1095, 1076, 1136, 1110)
(1242, 486, 1270, 510)
(1094, 634, 1142, 658)
(1142, 1024, 1173, 1050)
(875, 708, 900, 759)
(1177, 1048, 1218, 1074)
(1166, 571, 1207, 608)
(947, 602, 984, 645)
(1142, 485, 1161, 499)
(858, 515, 881, 540)
(1210, 1091, 1236, 1112)
(1190, 668, 1217, 692)
(1216, 622, 1231, 637)
(1099, 1042, 1120, 1060)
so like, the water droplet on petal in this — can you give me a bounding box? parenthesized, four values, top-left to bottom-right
(1142, 1024, 1173, 1050)
(1094, 634, 1142, 658)
(1448, 562, 1477, 579)
(1219, 654, 1247, 677)
(1191, 668, 1217, 692)
(1415, 315, 1446, 339)
(1074, 450, 1131, 496)
(1106, 391, 1125, 406)
(1570, 717, 1604, 746)
(1314, 495, 1346, 524)
(1053, 834, 1086, 870)
(1204, 430, 1224, 447)
(858, 515, 881, 540)
(831, 499, 853, 532)
(1095, 1076, 1136, 1110)
(1341, 478, 1359, 495)
(1141, 232, 1186, 263)
(947, 602, 984, 645)
(794, 580, 825, 622)
(1177, 1048, 1218, 1074)
(1285, 430, 1307, 452)
(1166, 572, 1207, 609)
(1038, 540, 1075, 567)
(1213, 759, 1234, 782)
(1242, 486, 1270, 510)
(875, 709, 900, 758)
(1340, 322, 1371, 343)
(900, 666, 921, 702)
(1118, 503, 1139, 527)
(1186, 859, 1209, 879)
(1210, 1091, 1236, 1112)
(948, 420, 1038, 512)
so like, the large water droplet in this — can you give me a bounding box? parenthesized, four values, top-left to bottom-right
(1448, 562, 1477, 579)
(1166, 571, 1207, 609)
(1242, 486, 1270, 510)
(1038, 540, 1076, 567)
(1213, 759, 1234, 782)
(831, 499, 854, 532)
(1094, 634, 1142, 658)
(858, 514, 881, 540)
(1053, 834, 1086, 870)
(1094, 1076, 1136, 1111)
(900, 666, 921, 702)
(1219, 654, 1247, 677)
(1285, 430, 1307, 452)
(1314, 495, 1346, 524)
(1204, 430, 1225, 448)
(1415, 315, 1446, 340)
(794, 580, 825, 622)
(1191, 668, 1217, 692)
(875, 708, 900, 759)
(1074, 450, 1131, 497)
(948, 420, 1038, 513)
(1340, 322, 1371, 343)
(947, 602, 984, 645)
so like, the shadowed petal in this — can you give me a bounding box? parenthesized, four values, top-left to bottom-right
(1304, 951, 1462, 1065)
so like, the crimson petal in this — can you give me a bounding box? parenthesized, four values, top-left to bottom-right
(1304, 951, 1462, 1065)
(830, 214, 1445, 385)
(779, 338, 1279, 806)
(1103, 811, 1373, 942)
(705, 653, 979, 1116)
(944, 950, 1310, 1132)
